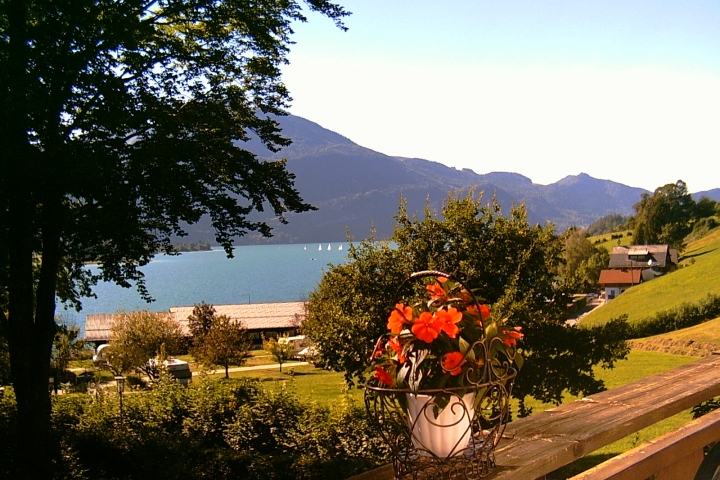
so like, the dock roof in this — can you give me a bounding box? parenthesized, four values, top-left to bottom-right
(84, 302, 305, 342)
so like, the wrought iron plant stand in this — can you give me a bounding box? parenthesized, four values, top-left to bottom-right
(364, 271, 519, 480)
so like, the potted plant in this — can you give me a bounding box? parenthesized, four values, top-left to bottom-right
(365, 271, 523, 477)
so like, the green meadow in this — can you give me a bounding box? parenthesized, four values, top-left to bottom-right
(582, 227, 720, 327)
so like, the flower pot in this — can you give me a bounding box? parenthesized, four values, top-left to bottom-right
(406, 392, 475, 458)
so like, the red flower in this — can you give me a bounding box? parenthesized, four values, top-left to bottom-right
(434, 307, 462, 338)
(374, 366, 394, 386)
(387, 303, 413, 334)
(387, 336, 406, 364)
(502, 326, 524, 347)
(426, 283, 445, 300)
(441, 351, 465, 376)
(412, 311, 441, 343)
(467, 304, 491, 320)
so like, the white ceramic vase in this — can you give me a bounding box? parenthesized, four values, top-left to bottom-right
(405, 392, 475, 458)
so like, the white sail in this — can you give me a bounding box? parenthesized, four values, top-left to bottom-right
(338, 244, 343, 251)
(327, 243, 331, 250)
(318, 244, 322, 251)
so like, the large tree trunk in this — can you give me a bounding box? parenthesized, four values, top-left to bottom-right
(3, 1, 60, 477)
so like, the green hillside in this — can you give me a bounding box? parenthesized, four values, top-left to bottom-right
(630, 316, 720, 356)
(581, 227, 720, 327)
(588, 230, 634, 251)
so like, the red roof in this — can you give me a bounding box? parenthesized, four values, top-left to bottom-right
(599, 269, 642, 286)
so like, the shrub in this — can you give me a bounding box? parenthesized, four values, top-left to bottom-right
(0, 376, 388, 479)
(625, 294, 720, 338)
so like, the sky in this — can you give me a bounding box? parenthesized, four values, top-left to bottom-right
(281, 0, 720, 193)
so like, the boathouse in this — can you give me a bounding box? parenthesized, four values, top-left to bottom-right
(84, 301, 306, 346)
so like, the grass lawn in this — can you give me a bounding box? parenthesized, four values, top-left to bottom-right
(226, 364, 364, 407)
(588, 230, 634, 251)
(175, 350, 307, 372)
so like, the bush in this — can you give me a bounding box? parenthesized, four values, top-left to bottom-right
(625, 294, 720, 338)
(0, 377, 388, 479)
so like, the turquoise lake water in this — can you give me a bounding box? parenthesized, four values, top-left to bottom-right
(59, 243, 350, 329)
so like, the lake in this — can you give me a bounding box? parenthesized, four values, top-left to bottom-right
(58, 243, 350, 330)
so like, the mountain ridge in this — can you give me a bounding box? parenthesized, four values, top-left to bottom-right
(189, 115, 684, 244)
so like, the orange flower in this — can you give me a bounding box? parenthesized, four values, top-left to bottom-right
(467, 304, 491, 320)
(412, 311, 441, 343)
(502, 326, 524, 347)
(434, 307, 462, 338)
(426, 283, 445, 299)
(374, 366, 394, 386)
(387, 303, 413, 334)
(387, 336, 406, 364)
(441, 351, 465, 376)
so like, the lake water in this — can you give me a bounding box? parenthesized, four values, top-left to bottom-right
(58, 243, 350, 330)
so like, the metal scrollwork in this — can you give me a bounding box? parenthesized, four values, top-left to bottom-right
(365, 342, 517, 480)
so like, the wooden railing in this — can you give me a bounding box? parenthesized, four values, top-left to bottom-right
(351, 353, 720, 480)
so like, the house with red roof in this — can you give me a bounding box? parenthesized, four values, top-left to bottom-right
(599, 244, 678, 300)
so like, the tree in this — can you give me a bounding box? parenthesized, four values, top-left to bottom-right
(586, 214, 629, 236)
(263, 334, 296, 372)
(558, 227, 609, 293)
(694, 196, 719, 220)
(105, 310, 183, 381)
(49, 323, 86, 392)
(0, 323, 10, 386)
(0, 1, 348, 477)
(559, 228, 594, 277)
(191, 310, 252, 378)
(303, 192, 629, 415)
(633, 180, 696, 250)
(188, 302, 217, 347)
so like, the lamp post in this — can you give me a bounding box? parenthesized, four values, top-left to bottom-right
(115, 375, 125, 424)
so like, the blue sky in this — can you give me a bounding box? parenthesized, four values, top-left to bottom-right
(280, 1, 720, 193)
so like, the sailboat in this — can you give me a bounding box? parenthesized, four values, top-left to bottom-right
(304, 246, 307, 250)
(338, 244, 343, 251)
(327, 243, 331, 250)
(318, 244, 322, 251)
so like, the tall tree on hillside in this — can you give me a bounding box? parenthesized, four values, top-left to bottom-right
(633, 180, 696, 250)
(0, 1, 349, 477)
(304, 192, 630, 416)
(558, 227, 609, 293)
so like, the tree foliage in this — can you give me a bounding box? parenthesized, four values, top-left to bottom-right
(189, 303, 252, 378)
(303, 192, 630, 415)
(188, 302, 217, 344)
(49, 324, 87, 390)
(586, 214, 630, 236)
(0, 1, 348, 477)
(633, 180, 696, 250)
(0, 377, 389, 479)
(106, 310, 183, 380)
(558, 227, 609, 293)
(263, 334, 296, 372)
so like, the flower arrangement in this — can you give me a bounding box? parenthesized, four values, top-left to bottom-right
(368, 272, 523, 412)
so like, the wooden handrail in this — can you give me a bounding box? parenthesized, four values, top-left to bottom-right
(351, 353, 720, 480)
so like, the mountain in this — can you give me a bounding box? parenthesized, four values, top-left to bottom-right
(694, 189, 720, 202)
(185, 115, 651, 244)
